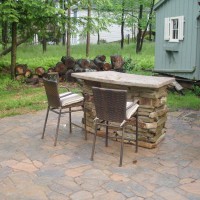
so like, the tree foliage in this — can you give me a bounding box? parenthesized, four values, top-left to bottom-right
(0, 0, 157, 78)
(0, 0, 64, 78)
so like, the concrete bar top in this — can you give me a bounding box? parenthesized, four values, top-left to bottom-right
(72, 71, 175, 88)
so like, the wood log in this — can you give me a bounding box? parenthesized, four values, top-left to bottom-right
(110, 55, 124, 69)
(89, 60, 100, 71)
(15, 64, 27, 75)
(93, 58, 104, 70)
(15, 75, 25, 81)
(103, 62, 112, 71)
(32, 74, 39, 79)
(65, 69, 76, 82)
(95, 55, 106, 62)
(24, 69, 32, 78)
(35, 67, 46, 77)
(65, 56, 76, 69)
(55, 62, 67, 75)
(25, 77, 39, 85)
(47, 67, 55, 73)
(73, 64, 85, 72)
(77, 59, 90, 69)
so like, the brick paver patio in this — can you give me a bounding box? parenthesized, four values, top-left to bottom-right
(0, 109, 200, 200)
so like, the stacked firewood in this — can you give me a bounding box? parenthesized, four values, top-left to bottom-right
(15, 64, 45, 85)
(14, 55, 125, 84)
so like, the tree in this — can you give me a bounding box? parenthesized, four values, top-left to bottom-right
(121, 0, 125, 49)
(108, 0, 137, 49)
(77, 0, 112, 57)
(66, 2, 71, 56)
(135, 0, 156, 53)
(0, 0, 64, 79)
(86, 0, 91, 57)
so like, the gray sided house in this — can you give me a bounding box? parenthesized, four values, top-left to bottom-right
(154, 0, 200, 80)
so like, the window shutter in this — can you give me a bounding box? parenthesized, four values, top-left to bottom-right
(164, 18, 170, 40)
(178, 16, 184, 40)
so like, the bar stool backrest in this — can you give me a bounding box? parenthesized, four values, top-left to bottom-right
(92, 87, 127, 123)
(43, 78, 61, 108)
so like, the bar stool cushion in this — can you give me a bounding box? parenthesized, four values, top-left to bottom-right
(60, 93, 84, 106)
(126, 102, 139, 119)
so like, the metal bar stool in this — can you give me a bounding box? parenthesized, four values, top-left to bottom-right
(91, 87, 139, 167)
(42, 77, 87, 146)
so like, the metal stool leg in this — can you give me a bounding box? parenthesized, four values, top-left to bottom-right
(69, 107, 72, 133)
(105, 121, 108, 147)
(54, 108, 62, 146)
(119, 126, 125, 167)
(84, 106, 87, 140)
(42, 106, 50, 139)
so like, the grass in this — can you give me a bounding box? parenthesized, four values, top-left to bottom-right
(0, 80, 81, 118)
(0, 86, 46, 118)
(0, 41, 200, 118)
(0, 41, 155, 70)
(167, 90, 200, 111)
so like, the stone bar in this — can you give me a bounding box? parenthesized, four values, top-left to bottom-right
(72, 71, 175, 149)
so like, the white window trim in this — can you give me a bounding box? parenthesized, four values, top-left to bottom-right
(169, 17, 179, 42)
(164, 16, 184, 43)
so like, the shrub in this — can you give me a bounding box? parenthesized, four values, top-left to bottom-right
(192, 85, 200, 97)
(123, 57, 134, 72)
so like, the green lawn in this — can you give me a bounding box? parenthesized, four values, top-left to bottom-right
(167, 90, 200, 111)
(0, 41, 200, 118)
(0, 42, 155, 70)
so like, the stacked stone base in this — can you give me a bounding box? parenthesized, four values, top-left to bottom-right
(83, 81, 168, 149)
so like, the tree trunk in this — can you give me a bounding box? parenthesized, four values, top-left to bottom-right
(60, 0, 66, 46)
(0, 37, 29, 57)
(97, 31, 100, 45)
(97, 10, 100, 45)
(149, 21, 152, 41)
(42, 37, 47, 53)
(86, 0, 91, 57)
(66, 5, 71, 57)
(11, 22, 17, 80)
(139, 0, 155, 51)
(62, 33, 66, 46)
(121, 0, 125, 49)
(136, 5, 143, 54)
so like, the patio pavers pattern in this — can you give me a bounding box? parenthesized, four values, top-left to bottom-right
(0, 110, 200, 200)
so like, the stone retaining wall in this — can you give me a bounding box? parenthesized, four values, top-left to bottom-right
(83, 80, 168, 149)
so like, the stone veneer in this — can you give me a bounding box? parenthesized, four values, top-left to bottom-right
(72, 71, 175, 149)
(83, 80, 169, 149)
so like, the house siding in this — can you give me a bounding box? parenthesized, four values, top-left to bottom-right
(197, 18, 200, 80)
(155, 0, 200, 80)
(70, 10, 135, 45)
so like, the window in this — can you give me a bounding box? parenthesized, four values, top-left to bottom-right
(164, 16, 184, 42)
